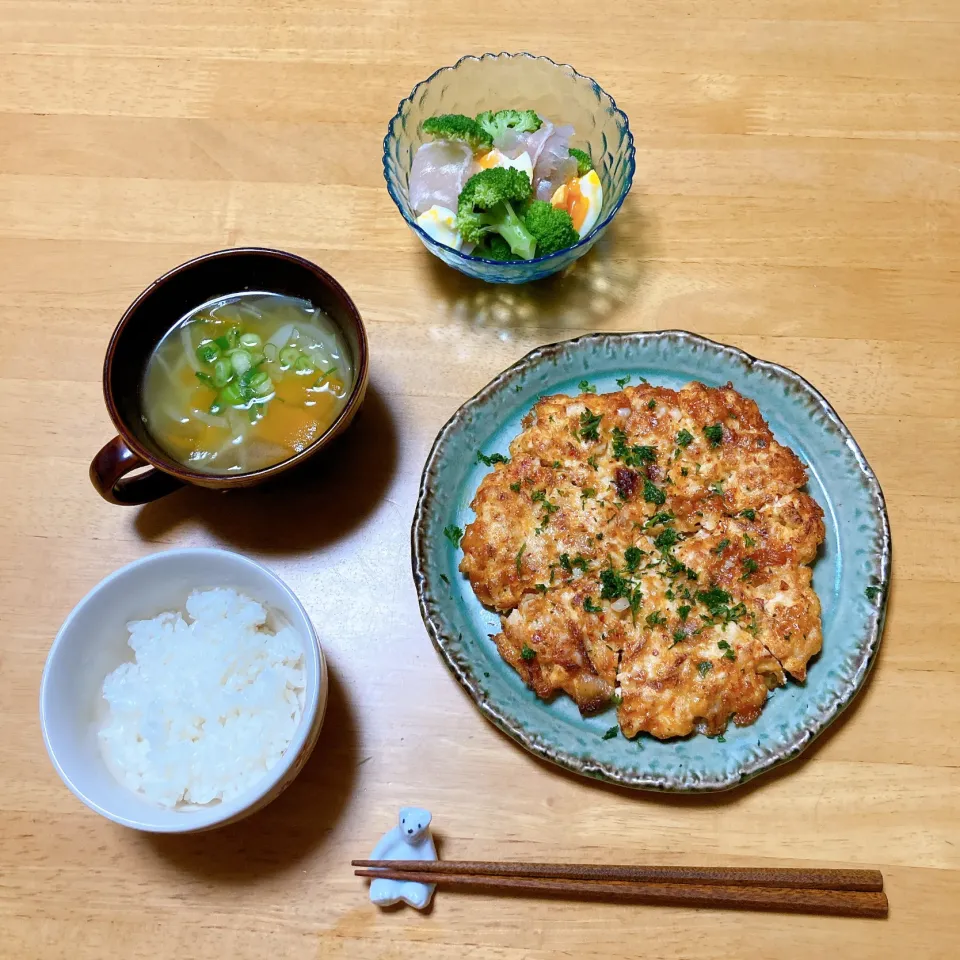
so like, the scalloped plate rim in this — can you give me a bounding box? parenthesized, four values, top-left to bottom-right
(412, 330, 891, 792)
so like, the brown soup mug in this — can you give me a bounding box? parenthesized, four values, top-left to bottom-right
(91, 248, 369, 505)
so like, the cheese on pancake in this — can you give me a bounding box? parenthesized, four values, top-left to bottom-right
(459, 381, 825, 739)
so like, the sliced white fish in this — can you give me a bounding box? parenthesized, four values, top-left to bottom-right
(409, 140, 474, 215)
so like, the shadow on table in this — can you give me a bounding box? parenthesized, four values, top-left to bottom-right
(142, 662, 357, 880)
(134, 382, 398, 555)
(422, 196, 654, 334)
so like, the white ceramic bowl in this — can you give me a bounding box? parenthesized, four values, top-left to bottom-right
(39, 548, 327, 832)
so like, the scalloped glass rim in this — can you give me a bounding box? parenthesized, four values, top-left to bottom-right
(382, 52, 636, 267)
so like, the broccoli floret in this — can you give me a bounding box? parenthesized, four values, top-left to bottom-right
(523, 200, 580, 256)
(524, 200, 580, 255)
(421, 114, 492, 151)
(476, 109, 542, 142)
(477, 234, 521, 261)
(457, 167, 536, 260)
(568, 147, 593, 176)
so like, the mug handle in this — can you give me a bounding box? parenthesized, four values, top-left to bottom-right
(90, 436, 184, 505)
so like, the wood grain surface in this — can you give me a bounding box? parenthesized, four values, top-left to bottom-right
(2, 1, 958, 957)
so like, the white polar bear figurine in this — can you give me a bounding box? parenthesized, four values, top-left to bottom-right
(368, 807, 437, 910)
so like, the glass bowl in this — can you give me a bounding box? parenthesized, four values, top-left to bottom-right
(383, 53, 636, 284)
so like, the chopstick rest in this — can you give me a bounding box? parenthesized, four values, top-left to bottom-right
(365, 808, 438, 911)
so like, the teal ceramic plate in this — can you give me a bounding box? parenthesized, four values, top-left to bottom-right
(412, 331, 890, 792)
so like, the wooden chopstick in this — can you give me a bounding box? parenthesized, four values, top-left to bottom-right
(354, 868, 888, 918)
(351, 859, 884, 893)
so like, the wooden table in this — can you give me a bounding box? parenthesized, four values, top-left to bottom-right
(3, 1, 959, 956)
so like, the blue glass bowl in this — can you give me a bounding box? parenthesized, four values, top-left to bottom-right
(383, 53, 636, 284)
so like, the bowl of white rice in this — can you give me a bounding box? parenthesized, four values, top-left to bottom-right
(39, 548, 327, 832)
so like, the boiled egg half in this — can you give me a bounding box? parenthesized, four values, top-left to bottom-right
(476, 149, 535, 183)
(550, 169, 603, 239)
(415, 204, 463, 251)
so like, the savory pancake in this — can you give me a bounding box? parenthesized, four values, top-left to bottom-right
(459, 381, 825, 739)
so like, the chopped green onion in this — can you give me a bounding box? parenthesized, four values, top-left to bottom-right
(209, 399, 223, 414)
(197, 343, 219, 364)
(238, 332, 262, 349)
(263, 343, 278, 362)
(195, 371, 216, 388)
(212, 359, 233, 387)
(213, 335, 231, 351)
(250, 373, 273, 397)
(218, 381, 244, 406)
(279, 345, 299, 369)
(314, 365, 338, 385)
(295, 354, 314, 374)
(229, 349, 253, 376)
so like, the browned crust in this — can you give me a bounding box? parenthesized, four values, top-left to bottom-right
(460, 381, 825, 739)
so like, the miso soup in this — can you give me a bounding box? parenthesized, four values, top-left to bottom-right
(142, 292, 354, 474)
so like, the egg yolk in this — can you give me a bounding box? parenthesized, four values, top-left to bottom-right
(553, 178, 591, 233)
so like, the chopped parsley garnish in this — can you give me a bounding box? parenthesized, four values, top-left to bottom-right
(439, 574, 450, 585)
(599, 568, 629, 601)
(654, 528, 680, 550)
(647, 399, 657, 410)
(616, 376, 631, 389)
(578, 379, 597, 394)
(709, 481, 724, 497)
(703, 423, 724, 446)
(587, 455, 599, 470)
(560, 553, 590, 574)
(579, 409, 602, 442)
(520, 645, 536, 661)
(583, 597, 603, 613)
(602, 725, 619, 740)
(696, 587, 746, 626)
(515, 542, 526, 573)
(717, 639, 736, 661)
(696, 587, 732, 616)
(509, 482, 521, 493)
(553, 460, 561, 468)
(611, 693, 623, 707)
(743, 534, 755, 547)
(642, 477, 666, 505)
(714, 538, 730, 554)
(443, 524, 463, 547)
(646, 610, 666, 626)
(611, 427, 656, 467)
(531, 489, 559, 527)
(676, 429, 694, 448)
(535, 583, 548, 594)
(644, 511, 674, 529)
(678, 604, 691, 621)
(741, 558, 759, 580)
(624, 546, 644, 573)
(680, 466, 689, 476)
(671, 629, 686, 645)
(697, 661, 713, 677)
(581, 487, 597, 503)
(477, 451, 509, 466)
(740, 508, 756, 521)
(865, 585, 883, 601)
(716, 735, 726, 743)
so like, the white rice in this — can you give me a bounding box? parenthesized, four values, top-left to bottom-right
(98, 588, 306, 808)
